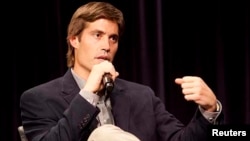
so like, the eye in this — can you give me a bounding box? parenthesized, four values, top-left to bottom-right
(110, 35, 119, 43)
(95, 33, 101, 38)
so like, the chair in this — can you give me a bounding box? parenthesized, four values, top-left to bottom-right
(18, 126, 28, 141)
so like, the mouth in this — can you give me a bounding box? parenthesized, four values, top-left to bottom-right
(95, 55, 110, 62)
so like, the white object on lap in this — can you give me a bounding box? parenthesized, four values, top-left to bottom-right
(87, 124, 140, 141)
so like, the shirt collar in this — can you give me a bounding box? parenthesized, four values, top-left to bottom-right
(70, 68, 85, 89)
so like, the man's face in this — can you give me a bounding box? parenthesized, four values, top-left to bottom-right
(70, 19, 119, 78)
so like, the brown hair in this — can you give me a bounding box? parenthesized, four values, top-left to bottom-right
(66, 2, 125, 67)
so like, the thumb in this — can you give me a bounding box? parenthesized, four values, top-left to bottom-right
(174, 78, 183, 85)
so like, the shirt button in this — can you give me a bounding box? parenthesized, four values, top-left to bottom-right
(209, 117, 214, 121)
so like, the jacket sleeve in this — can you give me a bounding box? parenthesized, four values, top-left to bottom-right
(152, 88, 224, 141)
(20, 89, 99, 141)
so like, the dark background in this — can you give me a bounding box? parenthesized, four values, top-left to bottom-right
(4, 0, 250, 140)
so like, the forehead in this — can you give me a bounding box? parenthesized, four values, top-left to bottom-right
(85, 19, 119, 34)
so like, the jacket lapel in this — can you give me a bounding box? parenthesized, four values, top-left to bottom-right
(60, 69, 80, 104)
(110, 80, 130, 131)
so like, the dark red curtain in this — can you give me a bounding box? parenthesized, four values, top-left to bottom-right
(5, 0, 250, 140)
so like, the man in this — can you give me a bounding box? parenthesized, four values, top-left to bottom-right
(20, 1, 223, 141)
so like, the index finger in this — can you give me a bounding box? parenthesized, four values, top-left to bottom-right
(182, 76, 196, 82)
(175, 76, 196, 84)
(174, 78, 183, 84)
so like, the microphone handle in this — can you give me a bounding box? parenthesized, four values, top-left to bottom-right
(103, 73, 114, 93)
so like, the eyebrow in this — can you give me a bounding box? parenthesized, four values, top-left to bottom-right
(90, 29, 119, 38)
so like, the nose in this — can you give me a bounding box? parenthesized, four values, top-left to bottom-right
(101, 37, 111, 53)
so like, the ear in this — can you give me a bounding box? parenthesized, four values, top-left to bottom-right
(69, 36, 79, 49)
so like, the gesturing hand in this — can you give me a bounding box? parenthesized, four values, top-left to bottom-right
(175, 76, 217, 112)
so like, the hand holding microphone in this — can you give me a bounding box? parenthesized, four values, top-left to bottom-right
(83, 61, 118, 94)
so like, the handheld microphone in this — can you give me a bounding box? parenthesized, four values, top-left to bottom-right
(102, 73, 114, 93)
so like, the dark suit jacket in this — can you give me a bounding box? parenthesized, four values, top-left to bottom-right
(20, 69, 223, 141)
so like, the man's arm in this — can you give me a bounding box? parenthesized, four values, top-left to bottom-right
(20, 90, 99, 141)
